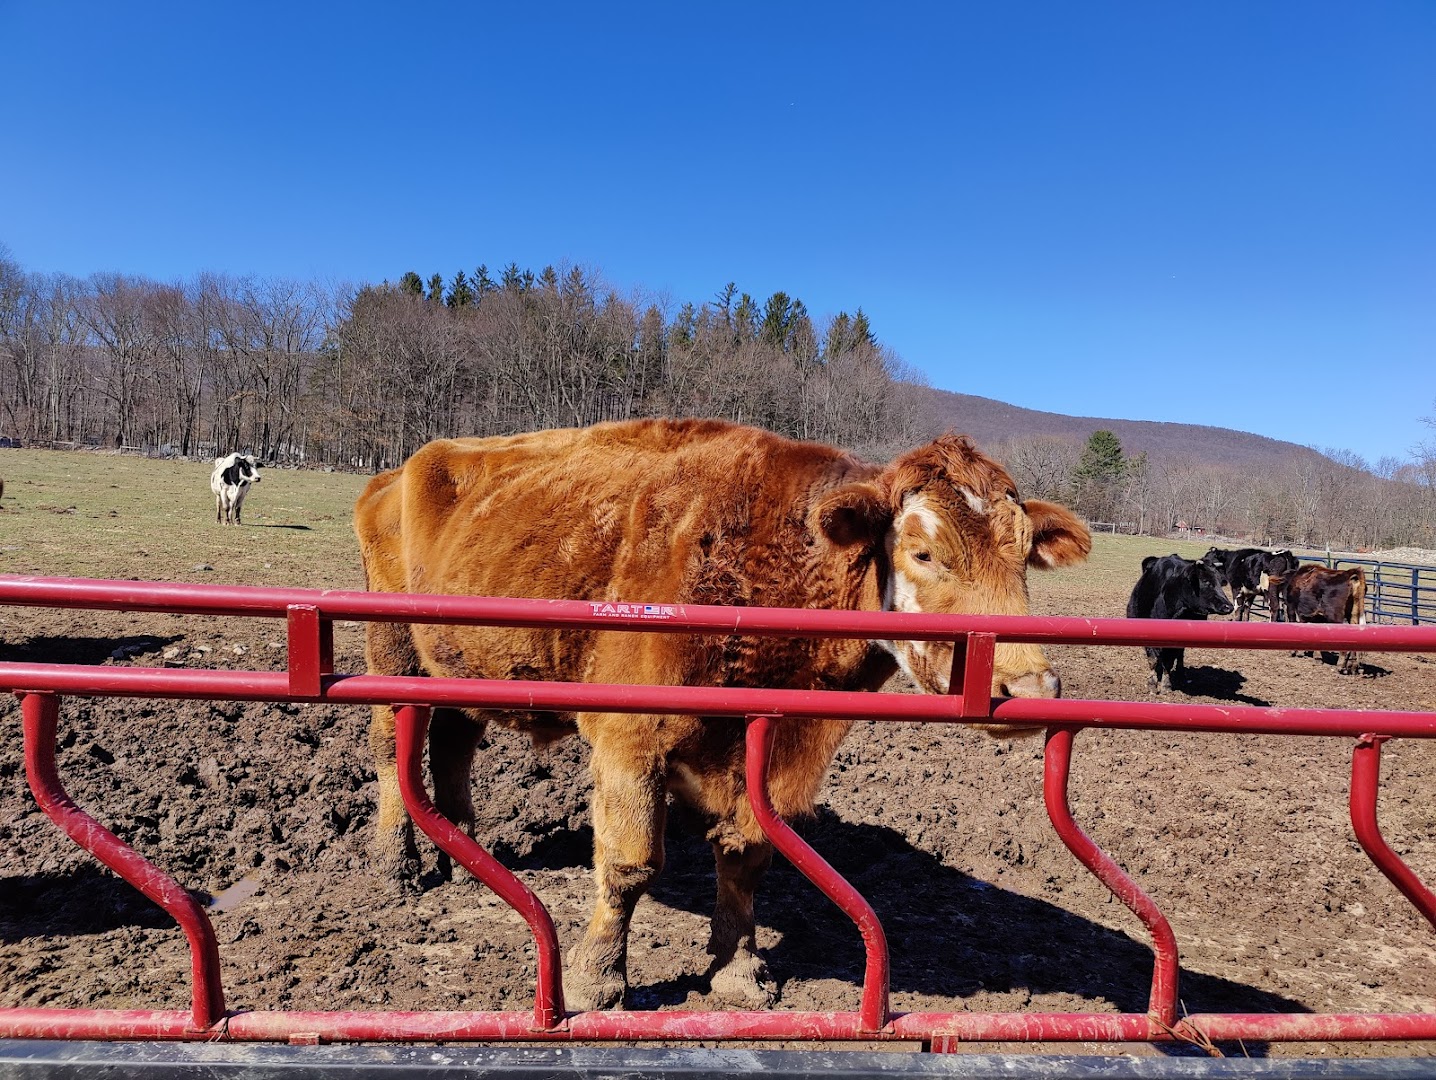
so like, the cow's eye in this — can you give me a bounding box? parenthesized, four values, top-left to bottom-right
(914, 551, 933, 563)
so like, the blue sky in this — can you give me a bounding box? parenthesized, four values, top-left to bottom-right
(3, 2, 1433, 468)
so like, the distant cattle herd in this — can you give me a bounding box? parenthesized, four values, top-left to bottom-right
(1127, 544, 1368, 692)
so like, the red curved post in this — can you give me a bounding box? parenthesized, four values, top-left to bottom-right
(1044, 726, 1180, 1030)
(1350, 734, 1436, 929)
(19, 691, 225, 1032)
(392, 704, 565, 1029)
(744, 715, 890, 1033)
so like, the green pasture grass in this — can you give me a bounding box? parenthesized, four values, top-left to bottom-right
(1027, 531, 1215, 620)
(1, 449, 1216, 621)
(0, 449, 373, 589)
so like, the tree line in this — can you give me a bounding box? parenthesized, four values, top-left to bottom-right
(1, 243, 1432, 550)
(0, 248, 928, 470)
(993, 428, 1436, 552)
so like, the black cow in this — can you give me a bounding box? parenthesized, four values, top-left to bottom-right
(1128, 554, 1235, 693)
(1201, 546, 1301, 621)
(1266, 564, 1367, 674)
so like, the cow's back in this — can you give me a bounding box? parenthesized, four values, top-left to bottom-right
(355, 419, 880, 691)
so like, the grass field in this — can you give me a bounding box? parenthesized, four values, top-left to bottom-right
(0, 448, 1224, 608)
(0, 449, 374, 588)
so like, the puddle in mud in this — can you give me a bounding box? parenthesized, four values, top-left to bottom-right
(207, 872, 262, 913)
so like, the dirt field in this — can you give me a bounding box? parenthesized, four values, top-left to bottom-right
(1, 450, 1434, 1059)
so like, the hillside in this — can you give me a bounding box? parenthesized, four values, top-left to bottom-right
(909, 384, 1341, 473)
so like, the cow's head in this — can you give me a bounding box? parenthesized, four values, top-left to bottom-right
(812, 435, 1089, 712)
(1199, 546, 1230, 582)
(1264, 549, 1298, 577)
(1186, 559, 1235, 616)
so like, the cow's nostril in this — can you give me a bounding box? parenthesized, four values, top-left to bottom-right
(1000, 670, 1061, 699)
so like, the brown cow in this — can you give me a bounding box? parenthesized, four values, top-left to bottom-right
(355, 418, 1090, 1010)
(1266, 564, 1367, 674)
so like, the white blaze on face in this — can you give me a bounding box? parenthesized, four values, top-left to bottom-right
(881, 495, 952, 691)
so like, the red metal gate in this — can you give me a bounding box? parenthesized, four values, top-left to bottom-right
(2, 574, 1434, 1049)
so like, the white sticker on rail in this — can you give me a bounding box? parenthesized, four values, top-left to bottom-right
(588, 602, 680, 619)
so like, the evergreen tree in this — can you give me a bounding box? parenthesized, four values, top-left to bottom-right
(851, 308, 875, 347)
(787, 300, 818, 363)
(427, 273, 444, 303)
(714, 282, 737, 330)
(446, 270, 474, 308)
(474, 264, 497, 300)
(1072, 430, 1127, 522)
(760, 291, 793, 348)
(399, 271, 424, 297)
(1076, 430, 1126, 482)
(672, 301, 696, 345)
(733, 292, 759, 342)
(825, 312, 853, 358)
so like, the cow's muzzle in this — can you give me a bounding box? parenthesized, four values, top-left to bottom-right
(998, 669, 1062, 699)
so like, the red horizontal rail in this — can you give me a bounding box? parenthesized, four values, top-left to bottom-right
(5, 1007, 1436, 1044)
(4, 662, 1436, 739)
(3, 573, 1434, 651)
(3, 575, 1435, 1049)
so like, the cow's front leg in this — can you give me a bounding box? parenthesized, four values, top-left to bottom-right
(707, 835, 776, 1007)
(565, 748, 665, 1011)
(369, 703, 421, 883)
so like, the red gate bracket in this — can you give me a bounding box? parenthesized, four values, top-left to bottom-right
(393, 704, 566, 1030)
(20, 691, 227, 1033)
(286, 604, 333, 698)
(1351, 733, 1436, 929)
(745, 715, 892, 1034)
(1044, 726, 1181, 1031)
(949, 632, 996, 718)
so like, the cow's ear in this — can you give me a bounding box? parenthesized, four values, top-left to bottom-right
(1024, 499, 1091, 569)
(811, 482, 891, 549)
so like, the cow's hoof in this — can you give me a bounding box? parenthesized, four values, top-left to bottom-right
(563, 967, 625, 1012)
(709, 953, 777, 1008)
(371, 846, 423, 893)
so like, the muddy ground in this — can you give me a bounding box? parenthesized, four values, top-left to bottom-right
(2, 591, 1435, 1059)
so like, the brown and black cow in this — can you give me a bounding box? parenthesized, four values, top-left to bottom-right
(1266, 564, 1367, 674)
(354, 418, 1091, 1011)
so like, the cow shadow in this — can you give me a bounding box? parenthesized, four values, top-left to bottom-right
(243, 523, 312, 531)
(0, 864, 176, 942)
(1291, 652, 1392, 678)
(1175, 665, 1269, 706)
(0, 634, 181, 666)
(485, 808, 1290, 1057)
(479, 808, 1304, 1043)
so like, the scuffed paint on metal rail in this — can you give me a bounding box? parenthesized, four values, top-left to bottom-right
(1, 573, 1435, 1049)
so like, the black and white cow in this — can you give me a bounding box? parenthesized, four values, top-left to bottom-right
(1127, 554, 1235, 693)
(1201, 546, 1300, 620)
(211, 453, 262, 525)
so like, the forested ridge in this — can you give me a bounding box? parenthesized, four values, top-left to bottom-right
(1, 247, 1433, 549)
